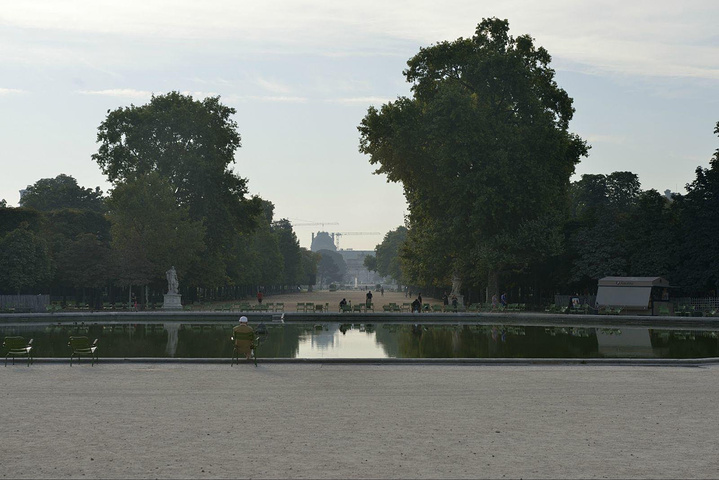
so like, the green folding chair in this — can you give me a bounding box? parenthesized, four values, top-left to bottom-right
(4, 337, 33, 366)
(69, 336, 99, 366)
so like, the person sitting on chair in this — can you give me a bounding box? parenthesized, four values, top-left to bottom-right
(232, 316, 254, 360)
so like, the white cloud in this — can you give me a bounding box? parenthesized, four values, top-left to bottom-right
(231, 95, 309, 104)
(253, 76, 293, 95)
(3, 0, 718, 80)
(0, 88, 27, 95)
(328, 96, 394, 106)
(76, 89, 153, 99)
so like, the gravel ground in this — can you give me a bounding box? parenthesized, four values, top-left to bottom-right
(2, 362, 718, 479)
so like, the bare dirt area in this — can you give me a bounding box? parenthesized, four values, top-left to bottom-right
(2, 363, 718, 479)
(250, 288, 441, 312)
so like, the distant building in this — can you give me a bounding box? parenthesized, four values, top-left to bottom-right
(310, 231, 385, 287)
(311, 231, 336, 252)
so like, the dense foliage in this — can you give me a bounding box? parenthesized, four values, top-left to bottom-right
(92, 91, 263, 287)
(19, 174, 106, 213)
(0, 92, 316, 304)
(359, 18, 588, 297)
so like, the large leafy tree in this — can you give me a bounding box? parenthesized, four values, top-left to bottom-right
(229, 200, 285, 287)
(299, 248, 319, 290)
(92, 91, 261, 284)
(273, 219, 302, 286)
(0, 208, 42, 237)
(671, 121, 719, 294)
(20, 174, 105, 213)
(373, 226, 408, 287)
(567, 172, 676, 290)
(316, 249, 347, 287)
(359, 18, 588, 297)
(0, 225, 53, 294)
(41, 209, 113, 295)
(107, 172, 205, 292)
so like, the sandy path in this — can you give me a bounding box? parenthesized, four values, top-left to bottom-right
(250, 289, 439, 312)
(2, 363, 718, 479)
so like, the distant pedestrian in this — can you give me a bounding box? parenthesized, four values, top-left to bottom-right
(366, 290, 373, 308)
(500, 292, 507, 307)
(257, 290, 263, 304)
(442, 292, 449, 306)
(380, 287, 384, 296)
(411, 298, 421, 313)
(451, 294, 458, 310)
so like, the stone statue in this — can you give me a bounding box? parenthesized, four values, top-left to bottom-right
(166, 266, 179, 294)
(451, 272, 462, 296)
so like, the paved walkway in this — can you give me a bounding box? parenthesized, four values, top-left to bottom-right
(2, 363, 718, 478)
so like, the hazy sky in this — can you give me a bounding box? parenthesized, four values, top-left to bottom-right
(1, 1, 717, 250)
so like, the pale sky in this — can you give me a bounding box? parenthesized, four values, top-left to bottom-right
(1, 0, 717, 250)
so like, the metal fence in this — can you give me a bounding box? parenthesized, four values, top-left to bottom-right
(0, 295, 50, 313)
(554, 295, 597, 307)
(674, 297, 719, 312)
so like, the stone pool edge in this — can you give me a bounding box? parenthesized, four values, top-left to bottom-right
(20, 356, 719, 366)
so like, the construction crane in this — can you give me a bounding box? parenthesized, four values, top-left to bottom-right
(332, 232, 381, 249)
(272, 221, 339, 228)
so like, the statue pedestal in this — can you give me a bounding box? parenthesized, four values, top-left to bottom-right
(162, 293, 183, 310)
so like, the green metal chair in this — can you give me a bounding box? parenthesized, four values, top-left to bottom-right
(68, 336, 99, 366)
(4, 337, 33, 366)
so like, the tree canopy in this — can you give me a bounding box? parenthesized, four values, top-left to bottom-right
(20, 174, 105, 213)
(373, 226, 408, 286)
(359, 18, 588, 295)
(92, 91, 261, 285)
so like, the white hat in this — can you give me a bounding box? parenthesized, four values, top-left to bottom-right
(239, 316, 248, 323)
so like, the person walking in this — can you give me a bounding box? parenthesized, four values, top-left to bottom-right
(366, 290, 373, 308)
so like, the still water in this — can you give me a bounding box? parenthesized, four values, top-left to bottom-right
(2, 322, 719, 359)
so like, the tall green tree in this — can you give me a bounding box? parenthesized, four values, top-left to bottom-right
(359, 18, 588, 297)
(92, 91, 261, 284)
(107, 172, 205, 292)
(41, 209, 113, 295)
(273, 219, 302, 286)
(299, 248, 319, 290)
(0, 224, 53, 294)
(316, 249, 346, 287)
(0, 207, 42, 237)
(373, 226, 408, 287)
(672, 121, 719, 294)
(229, 200, 285, 287)
(20, 174, 105, 213)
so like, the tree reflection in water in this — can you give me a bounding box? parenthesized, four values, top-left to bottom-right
(1, 323, 717, 359)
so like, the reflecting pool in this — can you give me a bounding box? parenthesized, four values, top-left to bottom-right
(2, 322, 718, 359)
